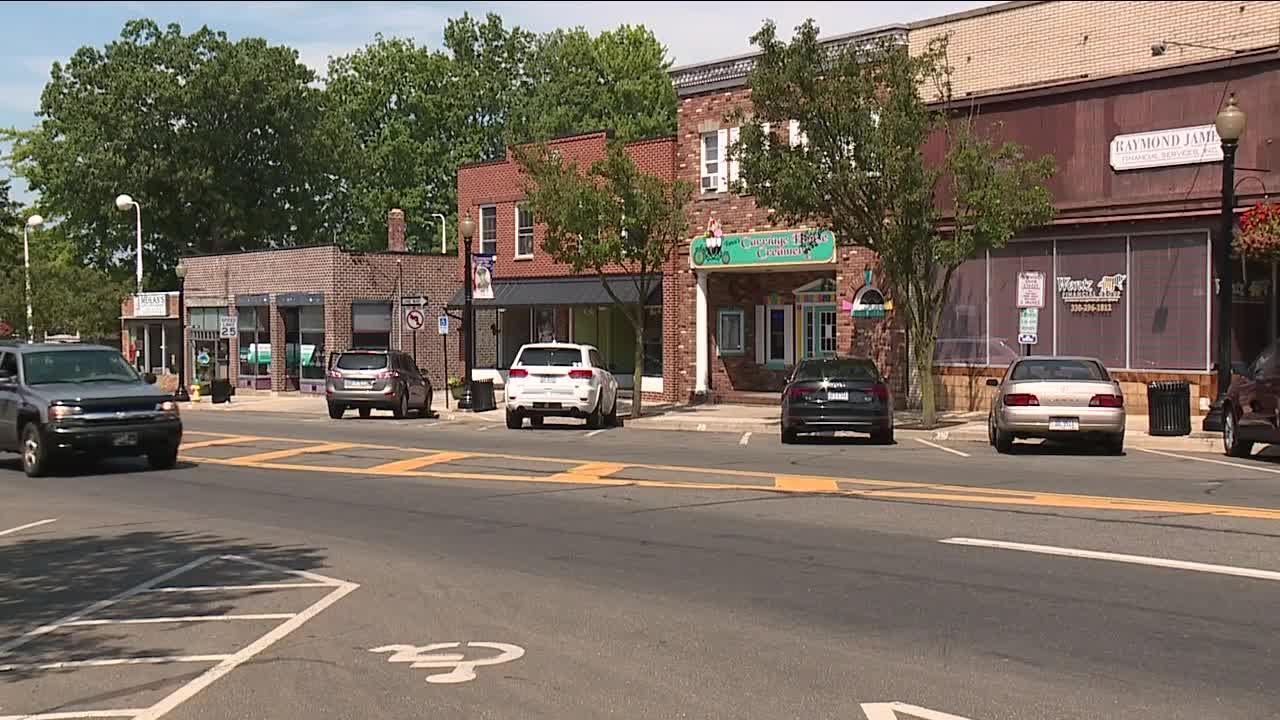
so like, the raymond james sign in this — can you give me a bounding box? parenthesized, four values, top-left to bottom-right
(1110, 124, 1223, 171)
(1057, 274, 1127, 313)
(690, 228, 835, 270)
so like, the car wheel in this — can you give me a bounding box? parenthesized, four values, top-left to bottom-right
(871, 426, 894, 445)
(505, 408, 523, 430)
(148, 442, 180, 470)
(605, 397, 620, 427)
(422, 390, 433, 417)
(327, 403, 344, 420)
(1105, 433, 1125, 456)
(781, 428, 798, 444)
(586, 400, 604, 429)
(358, 407, 372, 419)
(1224, 408, 1254, 458)
(21, 423, 52, 478)
(392, 392, 408, 419)
(993, 425, 1014, 454)
(987, 414, 997, 446)
(530, 416, 544, 429)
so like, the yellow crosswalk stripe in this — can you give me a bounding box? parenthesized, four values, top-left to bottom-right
(366, 451, 474, 474)
(222, 442, 359, 465)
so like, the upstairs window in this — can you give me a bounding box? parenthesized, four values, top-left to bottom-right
(516, 204, 534, 258)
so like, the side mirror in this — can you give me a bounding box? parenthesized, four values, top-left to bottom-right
(986, 378, 999, 387)
(144, 372, 157, 384)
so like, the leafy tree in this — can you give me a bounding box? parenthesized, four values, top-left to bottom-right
(515, 25, 677, 143)
(0, 179, 20, 271)
(734, 21, 1055, 427)
(443, 13, 536, 163)
(515, 142, 692, 417)
(324, 36, 458, 252)
(4, 19, 336, 282)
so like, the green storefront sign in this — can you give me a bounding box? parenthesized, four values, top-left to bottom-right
(690, 228, 836, 270)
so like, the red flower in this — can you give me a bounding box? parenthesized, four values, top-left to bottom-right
(1235, 201, 1280, 261)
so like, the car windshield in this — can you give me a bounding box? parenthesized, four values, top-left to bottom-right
(792, 358, 879, 382)
(1011, 358, 1108, 381)
(22, 349, 141, 385)
(517, 348, 583, 367)
(336, 353, 388, 371)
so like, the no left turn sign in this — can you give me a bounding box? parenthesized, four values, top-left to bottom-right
(404, 308, 425, 331)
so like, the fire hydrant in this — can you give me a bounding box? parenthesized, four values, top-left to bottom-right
(189, 383, 201, 403)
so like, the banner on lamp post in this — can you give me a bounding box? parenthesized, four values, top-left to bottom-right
(472, 254, 495, 300)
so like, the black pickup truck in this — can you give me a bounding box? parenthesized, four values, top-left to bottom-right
(0, 342, 183, 477)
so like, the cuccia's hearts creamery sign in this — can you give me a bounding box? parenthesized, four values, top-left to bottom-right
(691, 228, 836, 270)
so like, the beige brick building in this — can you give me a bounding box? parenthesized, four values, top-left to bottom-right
(912, 1, 1280, 98)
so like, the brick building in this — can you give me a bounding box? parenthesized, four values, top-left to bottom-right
(454, 131, 676, 398)
(127, 211, 460, 396)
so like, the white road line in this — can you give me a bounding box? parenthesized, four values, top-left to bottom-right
(1136, 447, 1280, 475)
(739, 432, 752, 445)
(217, 553, 350, 586)
(0, 655, 230, 672)
(696, 423, 706, 432)
(61, 613, 296, 627)
(0, 711, 146, 720)
(0, 555, 216, 658)
(144, 582, 333, 593)
(940, 537, 1280, 582)
(914, 438, 971, 458)
(0, 518, 57, 538)
(132, 581, 359, 720)
(584, 429, 608, 438)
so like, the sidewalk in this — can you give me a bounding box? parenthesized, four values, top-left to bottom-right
(184, 391, 1221, 452)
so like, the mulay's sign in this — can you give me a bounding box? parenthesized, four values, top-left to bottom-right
(1110, 124, 1224, 171)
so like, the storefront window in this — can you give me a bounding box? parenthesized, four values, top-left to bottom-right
(352, 302, 391, 349)
(1130, 233, 1208, 370)
(644, 306, 663, 376)
(717, 309, 744, 356)
(238, 306, 270, 377)
(937, 252, 993, 365)
(768, 308, 786, 363)
(1055, 237, 1127, 368)
(535, 307, 557, 343)
(300, 306, 326, 380)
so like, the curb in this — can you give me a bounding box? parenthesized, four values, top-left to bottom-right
(929, 427, 1221, 452)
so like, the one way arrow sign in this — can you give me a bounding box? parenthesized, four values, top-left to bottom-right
(861, 702, 976, 720)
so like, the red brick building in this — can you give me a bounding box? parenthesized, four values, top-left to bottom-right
(454, 131, 676, 398)
(125, 211, 460, 396)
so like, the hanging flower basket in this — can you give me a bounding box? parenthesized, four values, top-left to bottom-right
(1234, 201, 1280, 261)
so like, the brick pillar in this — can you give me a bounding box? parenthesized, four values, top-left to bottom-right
(269, 299, 286, 393)
(388, 209, 407, 252)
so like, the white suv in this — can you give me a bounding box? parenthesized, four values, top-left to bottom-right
(505, 343, 620, 429)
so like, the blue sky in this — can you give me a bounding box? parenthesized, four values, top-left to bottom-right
(1, 0, 995, 203)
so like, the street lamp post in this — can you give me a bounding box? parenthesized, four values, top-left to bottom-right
(22, 214, 43, 343)
(174, 264, 190, 402)
(1204, 93, 1247, 433)
(115, 194, 144, 294)
(458, 211, 477, 410)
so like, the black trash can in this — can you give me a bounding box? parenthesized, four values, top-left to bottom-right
(470, 379, 496, 412)
(211, 379, 233, 405)
(1147, 381, 1191, 436)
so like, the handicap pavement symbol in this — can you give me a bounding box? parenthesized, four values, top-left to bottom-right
(369, 641, 525, 684)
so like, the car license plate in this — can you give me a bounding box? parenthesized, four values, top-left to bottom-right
(346, 380, 371, 389)
(540, 376, 558, 384)
(1049, 418, 1079, 432)
(827, 391, 849, 401)
(113, 433, 138, 447)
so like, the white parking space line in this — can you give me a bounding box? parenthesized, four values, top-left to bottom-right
(1136, 447, 1280, 475)
(0, 711, 146, 720)
(696, 423, 706, 431)
(739, 432, 752, 446)
(61, 613, 296, 627)
(1, 655, 232, 672)
(0, 518, 57, 538)
(914, 438, 971, 458)
(940, 537, 1280, 582)
(584, 429, 608, 438)
(143, 582, 333, 593)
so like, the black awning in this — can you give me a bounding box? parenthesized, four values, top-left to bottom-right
(447, 275, 661, 308)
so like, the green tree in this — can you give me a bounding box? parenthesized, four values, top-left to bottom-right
(734, 21, 1055, 427)
(515, 25, 677, 143)
(4, 19, 336, 282)
(515, 142, 692, 418)
(324, 36, 458, 252)
(443, 13, 536, 163)
(0, 179, 20, 271)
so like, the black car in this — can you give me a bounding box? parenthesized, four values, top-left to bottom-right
(781, 357, 894, 444)
(0, 342, 183, 477)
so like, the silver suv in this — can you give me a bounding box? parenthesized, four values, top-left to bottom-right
(326, 349, 432, 419)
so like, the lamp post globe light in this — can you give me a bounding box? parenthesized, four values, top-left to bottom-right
(115, 193, 144, 294)
(173, 263, 190, 402)
(1204, 93, 1247, 433)
(458, 211, 477, 410)
(22, 214, 43, 343)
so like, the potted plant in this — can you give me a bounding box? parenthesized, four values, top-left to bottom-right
(447, 376, 465, 401)
(1234, 201, 1280, 261)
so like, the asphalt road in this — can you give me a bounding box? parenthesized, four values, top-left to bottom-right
(2, 412, 1279, 720)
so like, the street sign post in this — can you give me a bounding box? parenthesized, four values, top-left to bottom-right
(218, 316, 238, 339)
(1018, 307, 1039, 350)
(438, 315, 449, 335)
(1016, 271, 1044, 309)
(404, 308, 425, 331)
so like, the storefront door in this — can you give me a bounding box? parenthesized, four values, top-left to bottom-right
(801, 305, 837, 360)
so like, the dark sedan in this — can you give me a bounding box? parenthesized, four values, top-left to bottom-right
(781, 357, 894, 444)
